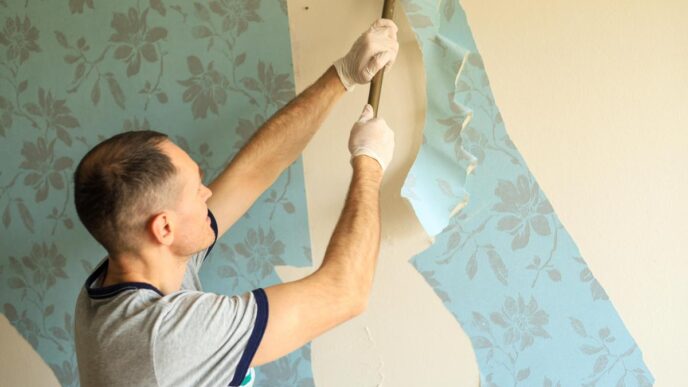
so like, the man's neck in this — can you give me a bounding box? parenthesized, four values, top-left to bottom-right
(102, 248, 187, 295)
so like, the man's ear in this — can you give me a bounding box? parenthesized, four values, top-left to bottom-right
(150, 212, 174, 246)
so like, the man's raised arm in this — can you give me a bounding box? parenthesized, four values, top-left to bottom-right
(251, 104, 395, 366)
(207, 19, 399, 238)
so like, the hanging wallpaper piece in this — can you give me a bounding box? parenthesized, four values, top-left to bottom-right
(399, 0, 654, 385)
(0, 1, 314, 386)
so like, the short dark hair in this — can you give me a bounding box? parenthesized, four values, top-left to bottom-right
(73, 130, 179, 254)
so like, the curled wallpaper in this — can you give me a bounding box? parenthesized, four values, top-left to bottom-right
(400, 0, 654, 385)
(0, 0, 314, 386)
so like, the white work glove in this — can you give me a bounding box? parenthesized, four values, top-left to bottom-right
(334, 19, 400, 91)
(349, 104, 395, 172)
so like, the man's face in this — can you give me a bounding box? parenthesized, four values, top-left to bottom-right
(160, 140, 215, 257)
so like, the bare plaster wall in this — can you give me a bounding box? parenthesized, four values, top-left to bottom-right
(2, 1, 685, 386)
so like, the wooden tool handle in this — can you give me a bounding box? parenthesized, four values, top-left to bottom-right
(367, 0, 397, 117)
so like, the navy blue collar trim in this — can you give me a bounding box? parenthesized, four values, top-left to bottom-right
(204, 209, 219, 263)
(85, 208, 218, 300)
(84, 259, 164, 299)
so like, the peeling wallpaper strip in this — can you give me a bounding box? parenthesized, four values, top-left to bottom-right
(400, 0, 654, 385)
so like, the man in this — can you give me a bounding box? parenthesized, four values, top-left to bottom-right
(73, 19, 399, 386)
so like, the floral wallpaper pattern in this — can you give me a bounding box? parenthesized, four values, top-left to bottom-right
(400, 0, 654, 385)
(0, 0, 314, 385)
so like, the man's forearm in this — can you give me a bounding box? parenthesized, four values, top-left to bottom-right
(317, 156, 383, 308)
(230, 66, 345, 183)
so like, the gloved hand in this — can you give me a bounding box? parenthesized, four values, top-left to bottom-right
(349, 104, 395, 172)
(334, 19, 399, 91)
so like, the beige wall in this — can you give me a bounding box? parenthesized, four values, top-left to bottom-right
(2, 0, 685, 385)
(457, 2, 688, 386)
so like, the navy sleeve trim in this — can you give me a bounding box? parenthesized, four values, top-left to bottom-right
(229, 288, 269, 386)
(203, 209, 219, 263)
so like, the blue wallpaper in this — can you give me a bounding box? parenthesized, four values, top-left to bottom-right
(0, 0, 314, 385)
(400, 0, 654, 385)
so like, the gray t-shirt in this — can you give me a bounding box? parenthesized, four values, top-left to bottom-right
(74, 211, 267, 387)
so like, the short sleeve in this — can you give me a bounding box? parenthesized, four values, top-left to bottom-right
(153, 288, 269, 386)
(188, 209, 219, 273)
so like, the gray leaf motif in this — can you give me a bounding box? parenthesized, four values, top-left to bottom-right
(517, 368, 531, 381)
(463, 126, 487, 163)
(194, 2, 211, 21)
(2, 198, 34, 233)
(512, 225, 530, 250)
(2, 203, 10, 228)
(575, 257, 610, 301)
(110, 8, 168, 77)
(443, 0, 455, 20)
(20, 242, 69, 289)
(255, 61, 295, 108)
(0, 15, 41, 64)
(106, 74, 126, 109)
(465, 251, 477, 279)
(417, 269, 451, 302)
(493, 175, 553, 250)
(593, 354, 608, 375)
(486, 248, 508, 285)
(570, 317, 588, 337)
(278, 0, 288, 15)
(491, 295, 550, 350)
(234, 227, 286, 279)
(49, 359, 77, 386)
(22, 88, 80, 143)
(16, 199, 34, 232)
(69, 0, 94, 14)
(437, 94, 471, 145)
(209, 0, 263, 36)
(472, 311, 490, 332)
(634, 369, 653, 387)
(192, 25, 213, 39)
(91, 78, 101, 105)
(436, 178, 463, 199)
(178, 56, 229, 119)
(467, 53, 485, 69)
(575, 326, 642, 384)
(531, 215, 551, 236)
(599, 327, 610, 340)
(402, 2, 434, 28)
(0, 96, 14, 137)
(20, 138, 73, 203)
(123, 117, 152, 132)
(581, 344, 604, 355)
(472, 336, 492, 349)
(150, 0, 166, 16)
(233, 114, 265, 151)
(543, 377, 562, 387)
(445, 231, 461, 252)
(590, 278, 609, 300)
(547, 269, 562, 282)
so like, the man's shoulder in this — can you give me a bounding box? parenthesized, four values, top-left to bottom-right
(158, 288, 231, 309)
